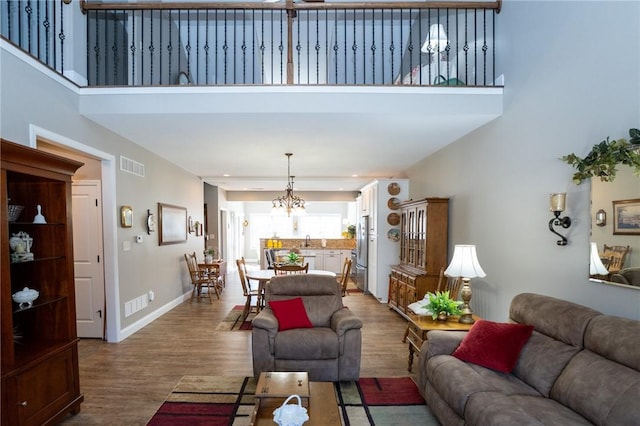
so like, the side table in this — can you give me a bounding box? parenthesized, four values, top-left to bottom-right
(405, 313, 479, 372)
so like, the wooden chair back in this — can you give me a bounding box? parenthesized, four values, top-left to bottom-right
(339, 257, 353, 296)
(236, 258, 251, 296)
(274, 263, 309, 275)
(601, 245, 631, 274)
(435, 266, 462, 299)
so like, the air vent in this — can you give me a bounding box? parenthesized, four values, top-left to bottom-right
(120, 156, 145, 177)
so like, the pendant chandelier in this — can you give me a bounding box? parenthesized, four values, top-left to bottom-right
(272, 153, 305, 217)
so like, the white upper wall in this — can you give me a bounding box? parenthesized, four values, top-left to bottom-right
(408, 0, 640, 320)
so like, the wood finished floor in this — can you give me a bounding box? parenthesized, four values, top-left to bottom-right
(59, 271, 416, 425)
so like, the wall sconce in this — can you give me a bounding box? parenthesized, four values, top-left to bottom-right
(549, 193, 571, 246)
(595, 209, 606, 227)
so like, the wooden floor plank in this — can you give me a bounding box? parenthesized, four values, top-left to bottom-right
(59, 269, 416, 425)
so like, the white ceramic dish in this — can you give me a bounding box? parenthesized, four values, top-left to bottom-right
(12, 287, 39, 308)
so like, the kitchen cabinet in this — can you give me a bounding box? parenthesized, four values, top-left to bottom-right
(1, 139, 84, 425)
(322, 250, 342, 274)
(388, 198, 449, 318)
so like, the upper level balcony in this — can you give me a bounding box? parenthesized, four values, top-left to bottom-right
(2, 0, 502, 88)
(1, 1, 503, 168)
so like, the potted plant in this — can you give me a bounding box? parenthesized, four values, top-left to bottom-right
(347, 225, 356, 239)
(561, 128, 640, 184)
(204, 248, 216, 264)
(286, 252, 301, 264)
(423, 291, 462, 321)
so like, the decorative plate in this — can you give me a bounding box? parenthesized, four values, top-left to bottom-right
(387, 197, 401, 210)
(387, 182, 401, 195)
(387, 212, 400, 226)
(387, 228, 400, 242)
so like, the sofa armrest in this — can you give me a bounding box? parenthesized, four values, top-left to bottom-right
(252, 308, 279, 333)
(331, 308, 363, 337)
(422, 330, 467, 358)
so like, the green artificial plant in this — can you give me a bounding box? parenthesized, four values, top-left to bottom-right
(286, 252, 301, 264)
(423, 291, 462, 320)
(561, 128, 640, 184)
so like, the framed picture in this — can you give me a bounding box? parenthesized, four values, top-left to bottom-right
(158, 203, 188, 245)
(120, 206, 133, 228)
(613, 199, 640, 235)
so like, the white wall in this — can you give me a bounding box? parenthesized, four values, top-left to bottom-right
(407, 0, 640, 321)
(1, 43, 205, 341)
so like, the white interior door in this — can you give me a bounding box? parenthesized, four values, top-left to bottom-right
(72, 181, 105, 338)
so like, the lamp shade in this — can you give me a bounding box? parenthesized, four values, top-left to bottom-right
(421, 24, 448, 54)
(445, 245, 486, 278)
(590, 242, 609, 275)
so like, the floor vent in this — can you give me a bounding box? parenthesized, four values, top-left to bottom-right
(120, 156, 145, 177)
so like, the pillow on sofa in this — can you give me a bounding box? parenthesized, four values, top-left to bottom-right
(452, 319, 534, 373)
(268, 297, 313, 331)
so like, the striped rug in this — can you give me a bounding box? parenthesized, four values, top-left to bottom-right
(146, 375, 438, 425)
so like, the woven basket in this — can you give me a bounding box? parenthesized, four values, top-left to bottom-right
(8, 205, 24, 222)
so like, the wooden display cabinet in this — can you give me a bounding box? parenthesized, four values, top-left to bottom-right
(388, 198, 448, 318)
(1, 139, 83, 425)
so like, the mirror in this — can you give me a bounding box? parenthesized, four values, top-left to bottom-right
(590, 164, 640, 288)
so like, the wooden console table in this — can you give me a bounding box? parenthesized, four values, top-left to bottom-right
(405, 313, 479, 372)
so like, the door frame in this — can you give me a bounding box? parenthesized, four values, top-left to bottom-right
(31, 125, 122, 342)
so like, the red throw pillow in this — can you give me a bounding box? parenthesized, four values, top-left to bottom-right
(268, 297, 313, 331)
(452, 319, 534, 373)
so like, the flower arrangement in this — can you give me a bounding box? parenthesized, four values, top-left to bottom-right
(422, 291, 462, 320)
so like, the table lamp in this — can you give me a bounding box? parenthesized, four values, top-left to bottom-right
(589, 242, 609, 276)
(444, 245, 486, 324)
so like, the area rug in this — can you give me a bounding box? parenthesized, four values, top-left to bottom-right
(215, 305, 255, 331)
(147, 375, 438, 426)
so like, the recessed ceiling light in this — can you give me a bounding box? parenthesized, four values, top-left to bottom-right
(223, 173, 230, 177)
(352, 174, 359, 178)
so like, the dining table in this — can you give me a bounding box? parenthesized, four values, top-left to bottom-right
(245, 269, 337, 308)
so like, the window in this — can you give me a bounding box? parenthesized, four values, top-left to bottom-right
(298, 214, 342, 238)
(249, 214, 291, 250)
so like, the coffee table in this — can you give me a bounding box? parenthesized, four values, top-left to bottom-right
(405, 313, 480, 372)
(250, 372, 340, 425)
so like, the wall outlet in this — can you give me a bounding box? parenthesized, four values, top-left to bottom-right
(148, 290, 155, 302)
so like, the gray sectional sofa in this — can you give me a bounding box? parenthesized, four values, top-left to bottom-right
(418, 293, 640, 425)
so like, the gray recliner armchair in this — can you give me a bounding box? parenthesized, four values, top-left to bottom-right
(610, 267, 640, 286)
(251, 274, 363, 382)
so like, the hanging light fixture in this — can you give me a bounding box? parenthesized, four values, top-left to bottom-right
(272, 153, 306, 217)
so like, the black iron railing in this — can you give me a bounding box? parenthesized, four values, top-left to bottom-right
(1, 1, 501, 87)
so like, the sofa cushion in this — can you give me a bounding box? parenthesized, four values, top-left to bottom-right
(266, 275, 344, 327)
(268, 297, 313, 331)
(426, 354, 540, 417)
(551, 349, 640, 425)
(452, 320, 534, 373)
(465, 392, 592, 425)
(511, 330, 582, 397)
(549, 315, 640, 425)
(274, 327, 339, 359)
(509, 293, 601, 347)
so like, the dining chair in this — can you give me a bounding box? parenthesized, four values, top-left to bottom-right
(236, 259, 262, 321)
(435, 266, 463, 299)
(238, 256, 259, 289)
(274, 263, 309, 275)
(338, 257, 353, 296)
(265, 249, 276, 269)
(184, 253, 220, 302)
(601, 245, 631, 274)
